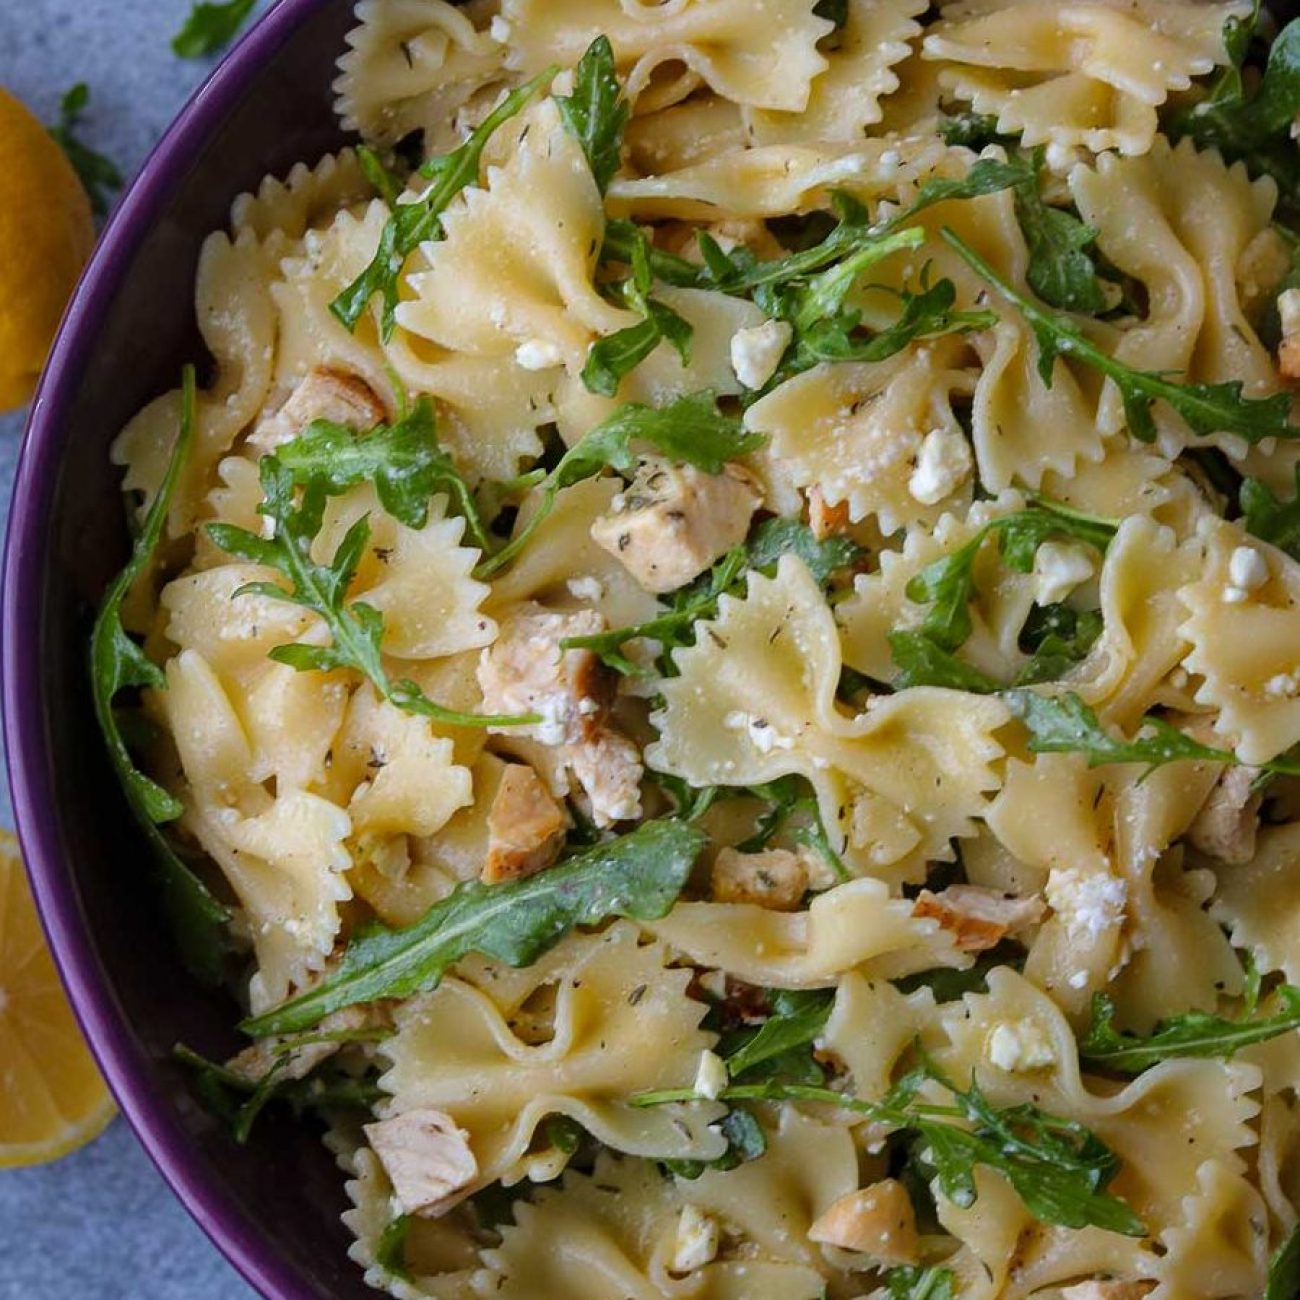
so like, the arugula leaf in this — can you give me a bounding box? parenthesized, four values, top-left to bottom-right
(813, 0, 849, 30)
(888, 631, 1000, 693)
(1016, 603, 1103, 686)
(885, 1266, 956, 1300)
(1268, 1222, 1300, 1300)
(206, 458, 528, 728)
(894, 946, 1025, 1003)
(475, 392, 763, 578)
(904, 503, 1117, 652)
(48, 83, 123, 217)
(332, 69, 555, 338)
(732, 773, 850, 882)
(172, 0, 258, 57)
(633, 1060, 1145, 1236)
(175, 1034, 382, 1138)
(567, 518, 861, 676)
(555, 36, 629, 194)
(897, 156, 1037, 224)
(1012, 149, 1105, 313)
(602, 220, 703, 288)
(664, 1105, 768, 1178)
(937, 112, 1010, 149)
(1242, 463, 1300, 560)
(1081, 987, 1300, 1074)
(721, 989, 834, 1080)
(374, 1216, 414, 1284)
(243, 819, 705, 1036)
(274, 395, 490, 546)
(1004, 688, 1300, 778)
(92, 367, 231, 984)
(582, 225, 693, 396)
(943, 226, 1300, 443)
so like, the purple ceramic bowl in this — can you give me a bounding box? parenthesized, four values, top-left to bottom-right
(2, 2, 380, 1296)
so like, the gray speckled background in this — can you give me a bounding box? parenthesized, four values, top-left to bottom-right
(0, 3, 275, 1296)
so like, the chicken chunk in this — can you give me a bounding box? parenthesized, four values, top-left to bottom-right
(477, 604, 642, 826)
(1059, 1282, 1154, 1300)
(807, 1179, 919, 1264)
(912, 884, 1045, 952)
(364, 1108, 478, 1218)
(483, 762, 568, 884)
(590, 456, 761, 595)
(711, 846, 808, 911)
(250, 366, 386, 453)
(1187, 763, 1262, 865)
(807, 485, 850, 541)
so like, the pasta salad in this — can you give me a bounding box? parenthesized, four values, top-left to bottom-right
(95, 1, 1300, 1296)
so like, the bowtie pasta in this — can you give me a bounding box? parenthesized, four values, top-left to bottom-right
(96, 1, 1300, 1296)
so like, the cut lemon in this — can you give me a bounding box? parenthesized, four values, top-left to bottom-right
(0, 830, 116, 1167)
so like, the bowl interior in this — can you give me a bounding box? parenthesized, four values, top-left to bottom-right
(4, 3, 382, 1296)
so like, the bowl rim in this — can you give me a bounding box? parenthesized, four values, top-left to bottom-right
(2, 1, 341, 1295)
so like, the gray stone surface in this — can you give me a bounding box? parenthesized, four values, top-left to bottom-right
(0, 2, 277, 1296)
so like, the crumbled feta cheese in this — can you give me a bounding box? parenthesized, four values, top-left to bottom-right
(514, 338, 564, 371)
(1033, 540, 1096, 605)
(987, 1018, 1056, 1072)
(1228, 545, 1269, 593)
(670, 1205, 720, 1274)
(722, 710, 794, 753)
(1068, 970, 1090, 990)
(1045, 867, 1127, 942)
(694, 1049, 728, 1101)
(489, 15, 512, 43)
(566, 575, 605, 603)
(1280, 287, 1300, 337)
(1044, 141, 1081, 173)
(907, 428, 972, 506)
(534, 696, 569, 746)
(1223, 585, 1249, 605)
(1265, 671, 1300, 698)
(730, 319, 793, 390)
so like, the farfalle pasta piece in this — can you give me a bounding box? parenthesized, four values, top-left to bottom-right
(334, 0, 506, 151)
(398, 101, 631, 368)
(1181, 518, 1300, 764)
(480, 1115, 853, 1299)
(1212, 823, 1300, 984)
(836, 493, 1035, 684)
(823, 974, 939, 1101)
(745, 0, 927, 145)
(1070, 136, 1280, 452)
(743, 338, 976, 535)
(647, 554, 1009, 869)
(1067, 515, 1201, 729)
(923, 0, 1249, 156)
(312, 487, 496, 661)
(648, 877, 969, 987)
(500, 0, 833, 112)
(377, 924, 725, 1189)
(229, 148, 372, 248)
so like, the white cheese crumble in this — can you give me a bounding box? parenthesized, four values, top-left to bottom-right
(1228, 545, 1269, 592)
(1068, 970, 1090, 990)
(1281, 287, 1300, 337)
(1044, 867, 1127, 942)
(1266, 670, 1300, 698)
(1033, 540, 1096, 606)
(670, 1205, 720, 1274)
(694, 1049, 728, 1101)
(534, 695, 569, 746)
(907, 427, 972, 506)
(986, 1018, 1056, 1073)
(489, 14, 512, 43)
(566, 575, 605, 603)
(730, 319, 793, 390)
(723, 710, 795, 753)
(514, 338, 564, 371)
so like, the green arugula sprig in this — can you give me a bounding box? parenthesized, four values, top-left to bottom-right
(206, 457, 530, 729)
(719, 988, 834, 1083)
(174, 1039, 386, 1143)
(1004, 688, 1300, 779)
(555, 35, 629, 194)
(564, 518, 860, 675)
(663, 1107, 768, 1179)
(1081, 987, 1300, 1075)
(633, 1058, 1145, 1236)
(243, 819, 705, 1036)
(173, 0, 258, 57)
(275, 394, 491, 548)
(885, 1266, 956, 1300)
(602, 220, 702, 288)
(733, 774, 850, 884)
(474, 391, 764, 578)
(943, 227, 1300, 443)
(331, 68, 556, 338)
(583, 224, 694, 396)
(1269, 1222, 1300, 1300)
(91, 367, 231, 984)
(1242, 464, 1300, 560)
(904, 501, 1118, 653)
(48, 84, 122, 217)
